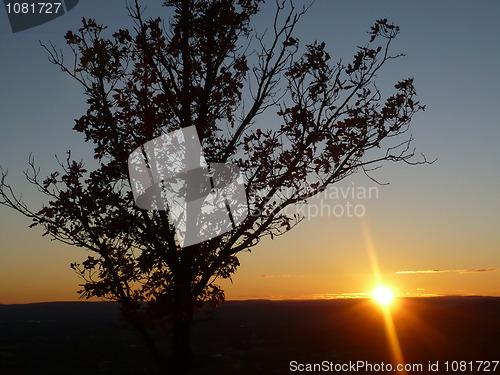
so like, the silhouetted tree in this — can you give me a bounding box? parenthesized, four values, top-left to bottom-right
(0, 0, 429, 373)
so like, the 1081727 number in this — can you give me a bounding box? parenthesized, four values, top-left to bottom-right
(444, 361, 499, 372)
(5, 2, 62, 14)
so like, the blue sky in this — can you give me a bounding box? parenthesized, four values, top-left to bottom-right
(0, 1, 499, 303)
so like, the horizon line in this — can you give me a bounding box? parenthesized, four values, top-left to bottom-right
(2, 294, 500, 305)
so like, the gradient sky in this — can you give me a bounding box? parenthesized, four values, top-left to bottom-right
(0, 1, 498, 304)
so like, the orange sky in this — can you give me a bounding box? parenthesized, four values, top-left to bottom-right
(1, 174, 498, 304)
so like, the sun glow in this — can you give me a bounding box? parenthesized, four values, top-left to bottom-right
(372, 286, 395, 306)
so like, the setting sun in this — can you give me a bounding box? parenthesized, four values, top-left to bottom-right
(372, 286, 395, 306)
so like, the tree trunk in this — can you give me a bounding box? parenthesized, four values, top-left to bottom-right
(135, 322, 167, 373)
(170, 304, 194, 374)
(122, 303, 167, 373)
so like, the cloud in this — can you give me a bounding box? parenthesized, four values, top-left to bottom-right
(396, 268, 496, 274)
(312, 293, 370, 299)
(460, 268, 497, 274)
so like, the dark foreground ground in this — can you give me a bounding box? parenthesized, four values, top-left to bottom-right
(0, 297, 499, 375)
